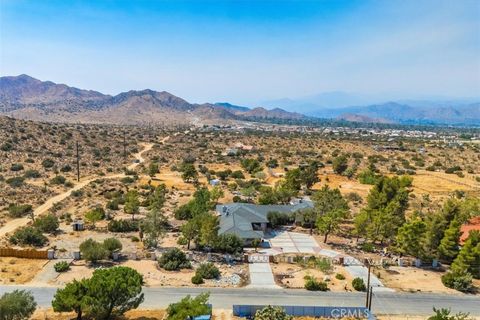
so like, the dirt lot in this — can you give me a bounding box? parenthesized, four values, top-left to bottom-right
(0, 257, 47, 284)
(51, 259, 248, 288)
(271, 262, 354, 291)
(374, 266, 480, 294)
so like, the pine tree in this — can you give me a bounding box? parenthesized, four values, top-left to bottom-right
(438, 220, 461, 263)
(451, 230, 480, 279)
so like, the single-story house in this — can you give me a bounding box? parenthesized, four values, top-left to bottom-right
(216, 200, 313, 243)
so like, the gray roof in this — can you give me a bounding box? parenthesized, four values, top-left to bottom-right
(216, 200, 313, 239)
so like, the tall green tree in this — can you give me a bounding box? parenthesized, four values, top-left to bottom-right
(0, 290, 37, 320)
(354, 176, 411, 244)
(52, 279, 90, 320)
(313, 186, 349, 243)
(141, 208, 167, 248)
(451, 230, 480, 279)
(438, 220, 462, 263)
(332, 154, 349, 175)
(166, 293, 210, 320)
(86, 267, 144, 320)
(124, 190, 140, 220)
(395, 218, 427, 257)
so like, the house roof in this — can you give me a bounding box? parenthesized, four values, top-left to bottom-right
(460, 216, 480, 244)
(216, 200, 313, 239)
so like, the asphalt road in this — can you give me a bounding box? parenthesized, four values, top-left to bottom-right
(1, 286, 478, 316)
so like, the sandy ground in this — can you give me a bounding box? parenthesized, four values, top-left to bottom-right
(0, 258, 48, 284)
(0, 143, 153, 239)
(51, 259, 248, 288)
(31, 308, 236, 320)
(374, 266, 471, 294)
(271, 262, 354, 291)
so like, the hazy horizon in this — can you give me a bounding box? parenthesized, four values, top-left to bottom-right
(1, 0, 479, 107)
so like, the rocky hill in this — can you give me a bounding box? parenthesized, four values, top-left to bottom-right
(0, 75, 304, 125)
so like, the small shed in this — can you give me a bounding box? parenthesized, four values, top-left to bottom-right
(209, 179, 220, 186)
(72, 220, 84, 231)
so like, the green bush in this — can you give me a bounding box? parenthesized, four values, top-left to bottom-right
(352, 277, 366, 291)
(267, 211, 295, 228)
(33, 214, 59, 233)
(9, 227, 48, 247)
(254, 305, 292, 320)
(335, 273, 346, 280)
(6, 176, 25, 188)
(158, 248, 191, 271)
(80, 239, 108, 263)
(107, 219, 139, 232)
(191, 273, 204, 285)
(54, 261, 70, 272)
(42, 159, 55, 169)
(50, 175, 67, 185)
(213, 234, 244, 254)
(360, 242, 375, 252)
(0, 289, 37, 320)
(441, 271, 473, 292)
(7, 204, 32, 218)
(102, 238, 123, 258)
(24, 169, 41, 178)
(10, 163, 24, 171)
(304, 275, 328, 291)
(196, 263, 220, 279)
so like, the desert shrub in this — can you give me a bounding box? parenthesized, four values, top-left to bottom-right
(360, 242, 375, 252)
(358, 168, 378, 185)
(33, 214, 59, 233)
(106, 198, 121, 210)
(42, 159, 55, 169)
(304, 275, 328, 291)
(50, 175, 67, 185)
(158, 248, 191, 271)
(9, 227, 48, 247)
(445, 166, 462, 174)
(267, 211, 295, 228)
(254, 305, 292, 320)
(441, 271, 473, 292)
(213, 234, 244, 254)
(352, 277, 366, 291)
(0, 142, 13, 151)
(0, 289, 37, 320)
(8, 204, 32, 218)
(80, 239, 108, 263)
(54, 261, 70, 272)
(10, 163, 24, 171)
(6, 176, 25, 188)
(71, 190, 83, 197)
(335, 273, 346, 280)
(191, 273, 204, 285)
(107, 219, 139, 232)
(24, 169, 41, 178)
(316, 258, 333, 274)
(102, 238, 123, 258)
(196, 263, 220, 279)
(60, 164, 72, 172)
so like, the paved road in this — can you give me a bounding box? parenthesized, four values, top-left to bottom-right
(1, 285, 478, 316)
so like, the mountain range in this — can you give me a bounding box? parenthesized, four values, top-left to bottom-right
(1, 75, 478, 126)
(0, 75, 304, 125)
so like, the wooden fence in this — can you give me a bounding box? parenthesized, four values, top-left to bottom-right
(0, 248, 49, 259)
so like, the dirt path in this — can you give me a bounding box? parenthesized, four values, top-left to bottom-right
(0, 142, 154, 238)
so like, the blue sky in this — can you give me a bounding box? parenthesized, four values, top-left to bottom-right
(1, 0, 479, 106)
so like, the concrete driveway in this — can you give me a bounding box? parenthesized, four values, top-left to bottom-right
(247, 263, 280, 289)
(266, 231, 322, 254)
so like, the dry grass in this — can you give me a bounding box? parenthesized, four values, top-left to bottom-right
(0, 257, 47, 284)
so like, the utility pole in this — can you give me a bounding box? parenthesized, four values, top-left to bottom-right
(76, 141, 80, 182)
(368, 285, 373, 311)
(123, 131, 126, 160)
(365, 263, 371, 308)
